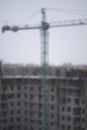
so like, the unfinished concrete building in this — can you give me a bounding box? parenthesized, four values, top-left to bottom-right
(0, 75, 87, 130)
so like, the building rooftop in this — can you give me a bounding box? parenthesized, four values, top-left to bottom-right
(1, 75, 87, 80)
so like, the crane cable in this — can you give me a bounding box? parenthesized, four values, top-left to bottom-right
(46, 8, 87, 17)
(20, 9, 41, 26)
(19, 8, 87, 28)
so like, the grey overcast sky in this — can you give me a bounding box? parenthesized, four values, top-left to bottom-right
(0, 0, 87, 65)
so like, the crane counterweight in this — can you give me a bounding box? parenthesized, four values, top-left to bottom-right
(11, 26, 18, 32)
(2, 25, 10, 33)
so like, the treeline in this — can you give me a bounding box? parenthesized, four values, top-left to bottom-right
(1, 63, 58, 76)
(1, 63, 87, 77)
(2, 64, 41, 76)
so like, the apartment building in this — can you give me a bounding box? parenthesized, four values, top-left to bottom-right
(0, 75, 87, 130)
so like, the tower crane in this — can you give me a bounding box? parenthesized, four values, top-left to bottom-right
(2, 8, 87, 130)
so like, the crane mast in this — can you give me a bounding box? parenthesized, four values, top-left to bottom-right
(41, 8, 49, 130)
(2, 8, 87, 130)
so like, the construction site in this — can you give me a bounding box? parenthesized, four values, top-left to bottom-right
(0, 3, 87, 130)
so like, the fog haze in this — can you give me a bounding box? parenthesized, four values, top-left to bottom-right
(0, 0, 87, 65)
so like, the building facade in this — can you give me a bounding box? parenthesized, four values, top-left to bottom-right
(0, 76, 87, 130)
